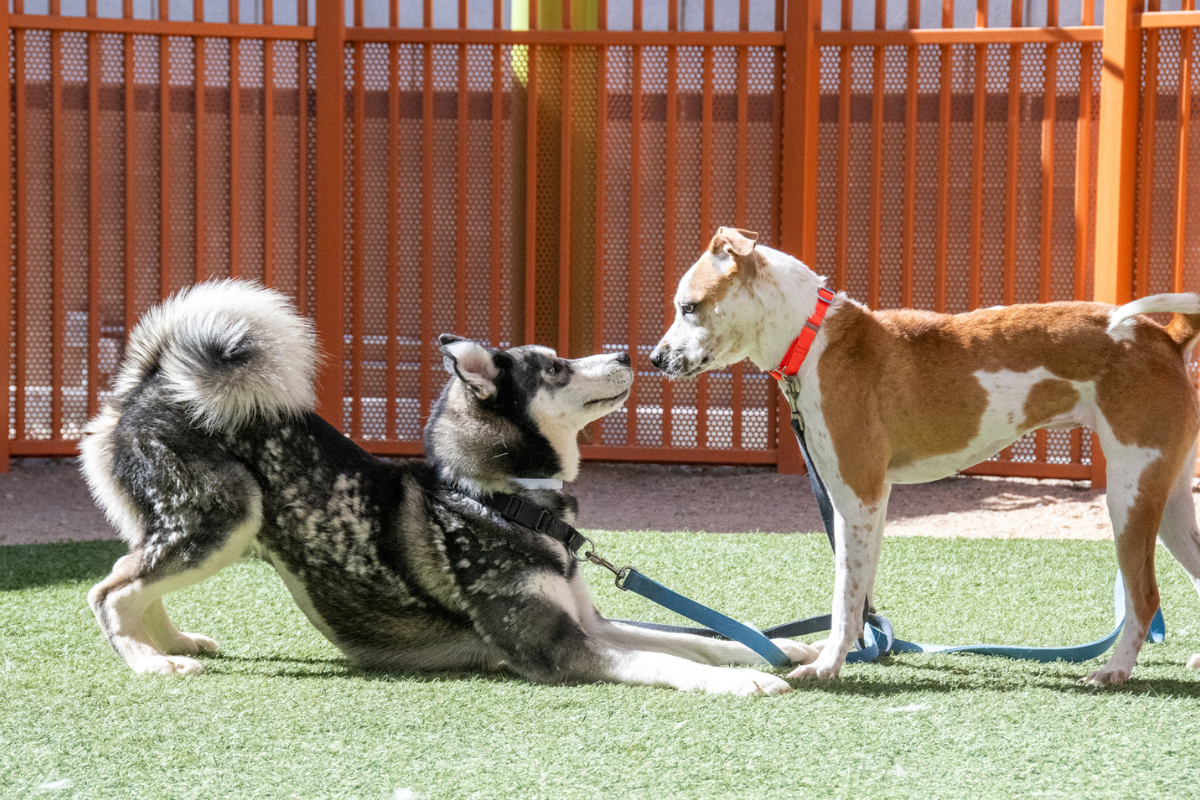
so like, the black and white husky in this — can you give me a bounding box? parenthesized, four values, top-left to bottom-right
(80, 280, 812, 694)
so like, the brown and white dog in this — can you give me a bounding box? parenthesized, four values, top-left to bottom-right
(650, 226, 1200, 686)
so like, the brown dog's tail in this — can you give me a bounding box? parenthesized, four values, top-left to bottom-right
(1108, 293, 1200, 352)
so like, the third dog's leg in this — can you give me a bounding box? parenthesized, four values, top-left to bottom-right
(789, 483, 891, 680)
(1152, 448, 1200, 672)
(1084, 444, 1175, 685)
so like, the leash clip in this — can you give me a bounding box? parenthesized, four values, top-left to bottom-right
(578, 539, 632, 588)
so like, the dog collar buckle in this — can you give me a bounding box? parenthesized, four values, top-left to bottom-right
(769, 286, 835, 381)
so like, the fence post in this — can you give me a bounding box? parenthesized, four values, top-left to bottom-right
(314, 0, 345, 428)
(1091, 0, 1143, 490)
(777, 0, 821, 475)
(0, 1, 11, 473)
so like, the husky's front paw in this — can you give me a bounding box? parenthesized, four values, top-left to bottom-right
(704, 669, 792, 696)
(166, 632, 219, 656)
(1187, 653, 1200, 670)
(1080, 667, 1130, 686)
(132, 655, 206, 676)
(787, 655, 843, 681)
(772, 638, 819, 665)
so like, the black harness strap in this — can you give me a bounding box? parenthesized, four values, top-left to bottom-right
(486, 493, 589, 556)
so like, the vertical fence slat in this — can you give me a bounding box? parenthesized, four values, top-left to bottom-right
(350, 39, 364, 438)
(559, 43, 572, 355)
(522, 42, 537, 345)
(628, 38, 641, 447)
(778, 0, 820, 474)
(1093, 0, 1145, 489)
(194, 2, 205, 282)
(263, 8, 275, 287)
(456, 23, 468, 337)
(698, 24, 713, 450)
(1002, 1, 1022, 307)
(51, 14, 63, 438)
(1136, 6, 1160, 300)
(867, 0, 884, 310)
(489, 5, 502, 348)
(87, 27, 100, 419)
(1074, 0, 1093, 303)
(122, 1, 135, 342)
(313, 0, 345, 426)
(834, 11, 850, 292)
(386, 4, 398, 441)
(296, 3, 309, 317)
(159, 0, 171, 298)
(902, 0, 918, 307)
(661, 0, 676, 451)
(229, 35, 241, 278)
(0, 2, 9, 467)
(934, 0, 951, 313)
(590, 3, 607, 445)
(1035, 0, 1060, 464)
(969, 0, 987, 309)
(732, 43, 748, 449)
(14, 12, 25, 442)
(1174, 20, 1194, 293)
(420, 6, 434, 424)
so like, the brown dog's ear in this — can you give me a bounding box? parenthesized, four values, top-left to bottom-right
(713, 227, 759, 257)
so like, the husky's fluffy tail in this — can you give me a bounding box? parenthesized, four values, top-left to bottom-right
(111, 280, 317, 431)
(1108, 292, 1200, 352)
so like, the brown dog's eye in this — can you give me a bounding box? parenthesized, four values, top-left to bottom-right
(680, 302, 696, 316)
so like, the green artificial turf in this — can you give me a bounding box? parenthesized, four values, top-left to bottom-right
(3, 533, 1200, 799)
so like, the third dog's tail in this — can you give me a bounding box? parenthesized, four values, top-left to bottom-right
(1108, 293, 1200, 353)
(111, 280, 317, 432)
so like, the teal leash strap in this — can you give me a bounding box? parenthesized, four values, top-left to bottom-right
(888, 571, 1165, 662)
(619, 569, 793, 668)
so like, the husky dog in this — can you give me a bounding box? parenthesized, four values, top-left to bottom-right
(80, 280, 813, 694)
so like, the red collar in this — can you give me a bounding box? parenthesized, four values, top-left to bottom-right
(768, 287, 835, 381)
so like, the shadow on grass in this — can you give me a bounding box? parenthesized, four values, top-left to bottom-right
(202, 650, 1200, 697)
(790, 656, 1200, 698)
(0, 540, 125, 591)
(207, 652, 525, 685)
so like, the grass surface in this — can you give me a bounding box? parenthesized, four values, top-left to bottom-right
(3, 533, 1200, 799)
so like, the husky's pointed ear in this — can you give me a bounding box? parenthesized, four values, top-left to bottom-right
(440, 338, 498, 400)
(713, 227, 759, 257)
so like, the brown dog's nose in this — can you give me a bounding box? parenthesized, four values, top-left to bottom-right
(649, 348, 667, 371)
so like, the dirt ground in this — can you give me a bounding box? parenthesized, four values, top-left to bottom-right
(0, 456, 1129, 546)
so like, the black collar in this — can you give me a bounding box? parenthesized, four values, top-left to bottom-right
(483, 492, 588, 555)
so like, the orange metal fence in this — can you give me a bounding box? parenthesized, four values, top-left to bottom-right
(3, 0, 1199, 488)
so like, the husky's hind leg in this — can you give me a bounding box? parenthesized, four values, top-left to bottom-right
(142, 598, 219, 656)
(89, 495, 261, 675)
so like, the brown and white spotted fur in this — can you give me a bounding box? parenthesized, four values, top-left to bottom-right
(651, 227, 1200, 686)
(81, 279, 816, 695)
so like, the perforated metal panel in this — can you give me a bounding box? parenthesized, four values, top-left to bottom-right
(4, 3, 1194, 482)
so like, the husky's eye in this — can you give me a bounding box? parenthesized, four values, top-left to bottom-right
(680, 302, 696, 316)
(545, 361, 562, 376)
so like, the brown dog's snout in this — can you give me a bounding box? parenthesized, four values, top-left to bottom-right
(649, 346, 668, 371)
